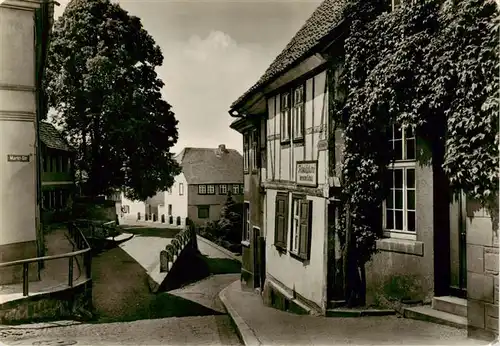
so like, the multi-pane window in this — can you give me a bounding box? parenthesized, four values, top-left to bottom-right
(219, 184, 227, 195)
(243, 133, 250, 173)
(207, 184, 215, 194)
(179, 183, 184, 195)
(291, 199, 301, 254)
(292, 85, 304, 141)
(251, 129, 258, 171)
(243, 203, 250, 241)
(281, 93, 291, 142)
(232, 184, 239, 195)
(384, 124, 417, 238)
(198, 184, 206, 195)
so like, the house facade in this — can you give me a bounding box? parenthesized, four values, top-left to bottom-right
(157, 145, 244, 227)
(40, 122, 76, 221)
(230, 116, 267, 291)
(229, 0, 498, 341)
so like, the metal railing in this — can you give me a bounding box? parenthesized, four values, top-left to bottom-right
(0, 222, 92, 297)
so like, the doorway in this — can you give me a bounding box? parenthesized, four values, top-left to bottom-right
(449, 192, 467, 298)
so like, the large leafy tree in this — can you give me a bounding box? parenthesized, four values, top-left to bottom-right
(45, 0, 181, 200)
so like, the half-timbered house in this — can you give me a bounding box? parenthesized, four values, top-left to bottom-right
(228, 0, 498, 340)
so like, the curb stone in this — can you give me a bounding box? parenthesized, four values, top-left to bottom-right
(219, 281, 261, 346)
(196, 236, 242, 262)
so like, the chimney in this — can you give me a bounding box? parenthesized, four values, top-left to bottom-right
(218, 144, 227, 154)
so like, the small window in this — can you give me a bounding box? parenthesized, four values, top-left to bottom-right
(207, 185, 215, 195)
(240, 184, 244, 194)
(290, 196, 312, 260)
(292, 85, 305, 141)
(251, 129, 258, 171)
(168, 188, 172, 195)
(198, 185, 206, 195)
(392, 0, 401, 11)
(243, 133, 250, 173)
(168, 204, 172, 215)
(198, 205, 209, 219)
(232, 184, 239, 195)
(179, 183, 184, 195)
(281, 93, 291, 142)
(219, 184, 227, 195)
(243, 203, 250, 241)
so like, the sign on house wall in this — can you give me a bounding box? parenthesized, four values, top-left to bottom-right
(296, 160, 318, 187)
(7, 154, 30, 162)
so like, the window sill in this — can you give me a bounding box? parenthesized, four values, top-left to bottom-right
(241, 240, 250, 247)
(289, 251, 308, 263)
(376, 237, 424, 256)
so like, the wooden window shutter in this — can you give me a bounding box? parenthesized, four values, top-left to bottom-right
(298, 200, 313, 260)
(274, 193, 288, 249)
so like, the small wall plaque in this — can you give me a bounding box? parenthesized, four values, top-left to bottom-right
(317, 139, 328, 151)
(7, 154, 30, 162)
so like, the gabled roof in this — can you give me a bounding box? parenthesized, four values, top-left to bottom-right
(230, 0, 348, 111)
(175, 146, 243, 185)
(39, 122, 75, 152)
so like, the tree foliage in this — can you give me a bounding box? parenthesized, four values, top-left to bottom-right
(333, 0, 499, 305)
(45, 0, 181, 200)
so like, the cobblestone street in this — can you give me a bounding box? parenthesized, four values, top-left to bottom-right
(0, 225, 243, 346)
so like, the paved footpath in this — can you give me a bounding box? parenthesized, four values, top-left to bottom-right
(220, 280, 490, 346)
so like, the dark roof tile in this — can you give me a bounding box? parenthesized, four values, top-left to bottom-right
(176, 147, 243, 185)
(39, 122, 75, 152)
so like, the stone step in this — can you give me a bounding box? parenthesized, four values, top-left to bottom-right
(404, 305, 467, 329)
(432, 296, 467, 317)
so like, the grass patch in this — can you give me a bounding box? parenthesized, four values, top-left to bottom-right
(120, 227, 181, 238)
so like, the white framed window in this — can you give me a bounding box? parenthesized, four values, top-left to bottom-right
(243, 133, 250, 173)
(392, 0, 401, 11)
(383, 124, 417, 239)
(232, 184, 239, 195)
(243, 202, 250, 241)
(292, 85, 304, 141)
(219, 184, 227, 195)
(291, 199, 301, 254)
(198, 184, 206, 195)
(251, 129, 258, 171)
(281, 93, 291, 142)
(207, 184, 215, 194)
(179, 183, 184, 195)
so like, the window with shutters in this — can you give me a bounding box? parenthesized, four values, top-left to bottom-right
(274, 192, 289, 250)
(290, 195, 312, 260)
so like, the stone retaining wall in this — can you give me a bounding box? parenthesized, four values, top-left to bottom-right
(466, 199, 498, 341)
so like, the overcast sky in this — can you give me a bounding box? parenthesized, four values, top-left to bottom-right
(53, 0, 321, 154)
